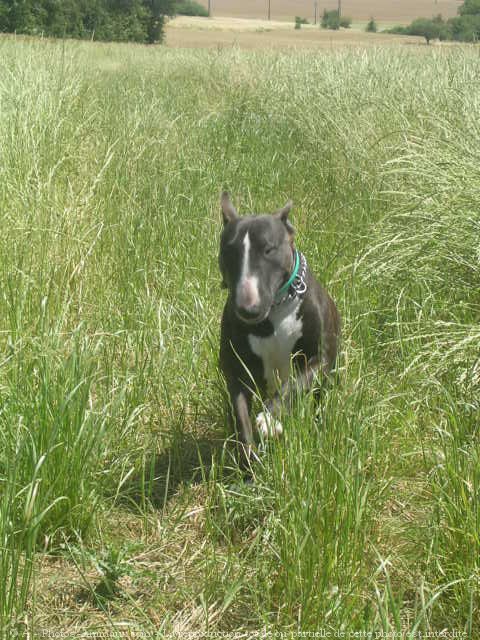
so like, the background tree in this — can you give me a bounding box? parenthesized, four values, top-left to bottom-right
(321, 9, 351, 30)
(144, 0, 175, 43)
(321, 9, 339, 30)
(388, 0, 480, 43)
(0, 0, 175, 42)
(459, 0, 480, 15)
(408, 17, 446, 44)
(449, 0, 480, 41)
(174, 0, 208, 17)
(366, 17, 377, 33)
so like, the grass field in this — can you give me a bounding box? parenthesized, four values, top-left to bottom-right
(0, 33, 479, 638)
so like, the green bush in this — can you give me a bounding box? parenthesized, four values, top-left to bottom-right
(295, 16, 308, 29)
(321, 9, 340, 30)
(321, 10, 350, 30)
(386, 16, 449, 43)
(459, 0, 480, 15)
(387, 1, 480, 43)
(174, 0, 209, 17)
(366, 17, 377, 33)
(387, 24, 409, 35)
(408, 17, 447, 43)
(0, 0, 175, 43)
(448, 14, 480, 40)
(452, 0, 480, 41)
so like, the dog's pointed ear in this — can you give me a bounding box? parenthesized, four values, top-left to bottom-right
(274, 200, 295, 235)
(221, 191, 238, 226)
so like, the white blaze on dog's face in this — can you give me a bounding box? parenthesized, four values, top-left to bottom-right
(219, 192, 295, 324)
(236, 231, 261, 315)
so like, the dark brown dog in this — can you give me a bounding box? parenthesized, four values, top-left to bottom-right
(219, 192, 340, 460)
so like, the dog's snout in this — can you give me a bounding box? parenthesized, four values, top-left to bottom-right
(237, 278, 260, 308)
(236, 297, 262, 321)
(236, 277, 264, 322)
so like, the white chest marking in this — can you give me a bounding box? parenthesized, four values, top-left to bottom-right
(248, 297, 303, 396)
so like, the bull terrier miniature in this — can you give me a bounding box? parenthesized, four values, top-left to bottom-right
(219, 192, 340, 461)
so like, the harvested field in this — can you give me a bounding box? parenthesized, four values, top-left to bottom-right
(166, 16, 426, 48)
(196, 0, 460, 22)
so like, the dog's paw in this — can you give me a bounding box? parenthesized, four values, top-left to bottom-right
(256, 411, 283, 439)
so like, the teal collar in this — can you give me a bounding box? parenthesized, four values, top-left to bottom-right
(275, 249, 301, 303)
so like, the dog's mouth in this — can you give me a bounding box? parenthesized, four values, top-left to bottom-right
(234, 307, 270, 325)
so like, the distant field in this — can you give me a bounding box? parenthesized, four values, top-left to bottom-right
(198, 0, 460, 22)
(166, 16, 426, 48)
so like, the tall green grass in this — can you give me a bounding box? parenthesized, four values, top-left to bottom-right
(0, 36, 478, 635)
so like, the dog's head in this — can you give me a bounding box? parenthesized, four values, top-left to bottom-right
(219, 192, 295, 325)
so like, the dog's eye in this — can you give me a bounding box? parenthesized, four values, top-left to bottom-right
(264, 245, 276, 256)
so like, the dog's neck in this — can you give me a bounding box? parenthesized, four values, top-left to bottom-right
(274, 249, 308, 306)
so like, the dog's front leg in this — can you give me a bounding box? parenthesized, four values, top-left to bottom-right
(257, 356, 322, 433)
(228, 385, 258, 463)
